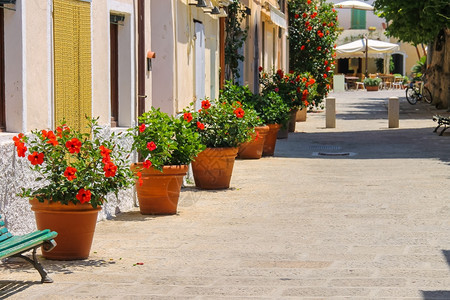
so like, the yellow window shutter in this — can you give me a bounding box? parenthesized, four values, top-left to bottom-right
(53, 0, 92, 132)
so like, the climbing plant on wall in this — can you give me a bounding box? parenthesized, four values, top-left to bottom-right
(288, 0, 339, 106)
(224, 0, 248, 84)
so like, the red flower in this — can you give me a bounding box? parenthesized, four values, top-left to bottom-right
(139, 123, 146, 133)
(318, 32, 324, 38)
(254, 131, 260, 141)
(326, 66, 331, 72)
(300, 45, 305, 50)
(28, 151, 44, 165)
(103, 162, 117, 177)
(276, 69, 284, 78)
(305, 21, 310, 26)
(307, 0, 311, 4)
(258, 66, 263, 72)
(302, 77, 307, 82)
(311, 12, 317, 18)
(183, 112, 193, 122)
(303, 89, 309, 95)
(324, 60, 328, 65)
(302, 13, 308, 18)
(143, 160, 152, 169)
(294, 14, 299, 19)
(16, 143, 27, 157)
(13, 133, 24, 147)
(307, 26, 312, 31)
(147, 141, 157, 151)
(309, 78, 316, 85)
(76, 188, 91, 204)
(56, 124, 70, 138)
(64, 166, 77, 181)
(275, 87, 279, 92)
(303, 100, 310, 107)
(201, 99, 211, 109)
(317, 46, 322, 51)
(137, 172, 143, 186)
(234, 107, 245, 118)
(99, 145, 112, 158)
(323, 74, 327, 78)
(65, 138, 82, 154)
(197, 122, 205, 130)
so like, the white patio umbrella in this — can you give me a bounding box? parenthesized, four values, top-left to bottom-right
(334, 0, 374, 11)
(336, 38, 400, 74)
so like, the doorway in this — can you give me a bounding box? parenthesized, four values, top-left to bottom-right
(110, 21, 118, 127)
(392, 53, 404, 75)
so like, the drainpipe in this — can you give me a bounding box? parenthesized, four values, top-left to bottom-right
(172, 0, 178, 115)
(137, 0, 145, 117)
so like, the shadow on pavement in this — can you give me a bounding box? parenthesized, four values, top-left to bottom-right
(0, 280, 37, 299)
(274, 127, 450, 163)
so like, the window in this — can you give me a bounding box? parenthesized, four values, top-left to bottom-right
(53, 0, 92, 132)
(351, 9, 366, 29)
(110, 19, 118, 127)
(278, 0, 285, 13)
(0, 8, 4, 132)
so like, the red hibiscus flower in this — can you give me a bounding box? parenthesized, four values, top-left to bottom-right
(197, 122, 205, 130)
(137, 172, 143, 186)
(323, 74, 327, 78)
(64, 166, 77, 181)
(318, 32, 324, 38)
(139, 123, 146, 133)
(302, 13, 307, 18)
(76, 188, 91, 204)
(294, 14, 299, 19)
(201, 99, 211, 109)
(147, 141, 157, 151)
(307, 26, 312, 31)
(303, 89, 309, 96)
(103, 162, 117, 177)
(28, 151, 44, 165)
(13, 133, 24, 147)
(183, 112, 193, 122)
(317, 46, 322, 51)
(307, 0, 311, 4)
(234, 107, 245, 118)
(99, 145, 112, 157)
(276, 69, 284, 78)
(143, 160, 152, 169)
(326, 66, 331, 72)
(305, 21, 310, 26)
(16, 143, 27, 157)
(302, 77, 307, 82)
(258, 66, 263, 72)
(309, 78, 316, 85)
(65, 138, 82, 154)
(300, 45, 305, 50)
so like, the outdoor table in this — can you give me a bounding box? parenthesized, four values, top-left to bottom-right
(345, 76, 359, 90)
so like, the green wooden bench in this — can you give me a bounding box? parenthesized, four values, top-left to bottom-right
(0, 215, 57, 283)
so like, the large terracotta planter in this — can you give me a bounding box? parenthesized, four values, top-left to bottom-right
(296, 108, 307, 122)
(263, 124, 281, 156)
(366, 85, 379, 91)
(191, 147, 238, 190)
(237, 125, 270, 159)
(131, 163, 188, 215)
(29, 198, 101, 260)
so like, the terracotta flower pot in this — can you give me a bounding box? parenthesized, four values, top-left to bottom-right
(263, 124, 281, 156)
(29, 198, 101, 260)
(131, 163, 188, 215)
(366, 85, 379, 91)
(237, 125, 270, 159)
(191, 147, 238, 190)
(296, 108, 307, 122)
(277, 127, 289, 139)
(288, 109, 298, 132)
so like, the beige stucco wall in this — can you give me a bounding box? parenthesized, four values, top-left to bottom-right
(151, 0, 220, 115)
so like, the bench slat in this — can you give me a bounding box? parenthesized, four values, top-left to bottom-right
(0, 231, 57, 259)
(0, 230, 57, 252)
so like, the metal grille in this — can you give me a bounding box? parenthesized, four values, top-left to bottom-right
(309, 145, 342, 151)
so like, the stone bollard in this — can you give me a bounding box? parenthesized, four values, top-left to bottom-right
(326, 97, 336, 128)
(388, 97, 399, 128)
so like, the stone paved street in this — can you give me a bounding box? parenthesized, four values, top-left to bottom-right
(2, 89, 450, 299)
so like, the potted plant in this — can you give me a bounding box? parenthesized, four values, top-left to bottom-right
(186, 99, 259, 189)
(219, 82, 266, 159)
(363, 77, 382, 91)
(13, 118, 134, 260)
(129, 107, 205, 215)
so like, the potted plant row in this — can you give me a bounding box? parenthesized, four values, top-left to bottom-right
(13, 118, 134, 260)
(129, 107, 205, 215)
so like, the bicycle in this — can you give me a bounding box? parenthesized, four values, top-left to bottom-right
(405, 80, 432, 105)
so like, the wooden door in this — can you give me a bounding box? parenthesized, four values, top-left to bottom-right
(110, 22, 118, 127)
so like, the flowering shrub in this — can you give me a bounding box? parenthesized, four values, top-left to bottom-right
(129, 107, 205, 172)
(185, 99, 260, 148)
(259, 68, 317, 109)
(288, 0, 339, 104)
(13, 118, 134, 208)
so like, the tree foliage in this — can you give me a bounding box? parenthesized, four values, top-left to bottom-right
(288, 0, 339, 104)
(373, 0, 450, 45)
